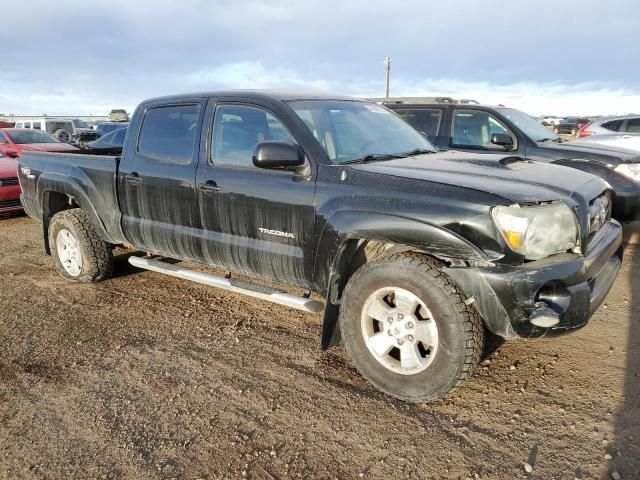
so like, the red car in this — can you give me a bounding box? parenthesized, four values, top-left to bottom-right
(0, 151, 22, 214)
(0, 128, 78, 158)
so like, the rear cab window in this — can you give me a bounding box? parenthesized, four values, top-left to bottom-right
(137, 104, 201, 164)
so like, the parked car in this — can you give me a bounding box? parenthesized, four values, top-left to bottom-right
(95, 121, 130, 136)
(0, 121, 14, 128)
(578, 114, 640, 138)
(573, 133, 640, 154)
(553, 117, 591, 135)
(539, 115, 564, 126)
(383, 98, 640, 221)
(19, 90, 622, 403)
(13, 117, 98, 144)
(86, 127, 127, 155)
(0, 128, 79, 158)
(0, 151, 22, 214)
(108, 109, 129, 122)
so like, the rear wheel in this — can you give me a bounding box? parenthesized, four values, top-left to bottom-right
(49, 209, 113, 282)
(339, 252, 486, 403)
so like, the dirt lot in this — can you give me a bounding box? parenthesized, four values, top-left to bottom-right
(1, 214, 638, 480)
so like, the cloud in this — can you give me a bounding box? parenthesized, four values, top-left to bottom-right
(0, 0, 639, 116)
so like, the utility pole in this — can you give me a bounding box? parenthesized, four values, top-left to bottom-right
(384, 57, 391, 99)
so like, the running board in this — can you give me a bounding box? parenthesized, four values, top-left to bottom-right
(128, 256, 324, 314)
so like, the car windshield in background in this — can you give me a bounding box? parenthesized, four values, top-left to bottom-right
(289, 100, 437, 164)
(496, 107, 559, 142)
(73, 119, 90, 128)
(9, 130, 59, 144)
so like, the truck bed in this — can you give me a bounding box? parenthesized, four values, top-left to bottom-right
(19, 151, 124, 244)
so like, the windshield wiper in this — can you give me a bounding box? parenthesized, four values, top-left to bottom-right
(339, 153, 404, 165)
(397, 148, 435, 157)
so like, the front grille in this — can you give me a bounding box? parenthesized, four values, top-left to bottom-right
(0, 177, 19, 186)
(0, 199, 21, 209)
(588, 193, 612, 235)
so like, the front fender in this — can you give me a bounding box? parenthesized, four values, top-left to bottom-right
(315, 210, 496, 349)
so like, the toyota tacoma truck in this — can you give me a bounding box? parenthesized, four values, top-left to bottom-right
(18, 91, 623, 402)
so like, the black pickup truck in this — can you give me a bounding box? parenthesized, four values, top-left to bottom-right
(18, 91, 623, 402)
(380, 98, 640, 222)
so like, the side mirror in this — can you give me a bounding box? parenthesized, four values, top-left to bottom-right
(253, 142, 305, 170)
(4, 148, 19, 158)
(491, 133, 514, 149)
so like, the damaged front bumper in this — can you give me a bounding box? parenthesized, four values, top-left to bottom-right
(445, 221, 623, 339)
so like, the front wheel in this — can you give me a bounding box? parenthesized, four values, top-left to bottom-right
(49, 209, 114, 282)
(339, 252, 486, 402)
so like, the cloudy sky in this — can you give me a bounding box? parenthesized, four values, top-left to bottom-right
(1, 0, 639, 117)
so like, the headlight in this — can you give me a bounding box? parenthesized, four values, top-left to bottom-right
(492, 203, 579, 260)
(614, 163, 640, 181)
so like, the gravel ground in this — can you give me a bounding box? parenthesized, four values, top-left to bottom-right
(0, 214, 638, 480)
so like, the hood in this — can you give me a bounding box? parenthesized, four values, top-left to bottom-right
(351, 151, 607, 205)
(536, 140, 640, 164)
(19, 143, 79, 153)
(0, 156, 18, 178)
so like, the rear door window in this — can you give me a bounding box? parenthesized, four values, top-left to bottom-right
(393, 108, 443, 141)
(138, 104, 201, 164)
(602, 120, 623, 131)
(450, 109, 513, 149)
(625, 118, 640, 133)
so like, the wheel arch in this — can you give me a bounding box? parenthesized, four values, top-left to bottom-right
(317, 210, 493, 350)
(37, 173, 112, 254)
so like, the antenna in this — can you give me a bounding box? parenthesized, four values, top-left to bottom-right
(384, 57, 391, 99)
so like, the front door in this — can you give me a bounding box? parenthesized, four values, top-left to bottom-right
(119, 100, 206, 259)
(194, 101, 316, 288)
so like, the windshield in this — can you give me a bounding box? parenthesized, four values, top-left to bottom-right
(9, 130, 59, 144)
(289, 100, 437, 164)
(496, 107, 558, 142)
(73, 119, 90, 128)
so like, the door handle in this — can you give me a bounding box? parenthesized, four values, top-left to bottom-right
(198, 180, 221, 192)
(125, 172, 142, 184)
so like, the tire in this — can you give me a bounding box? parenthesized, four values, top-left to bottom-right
(48, 208, 113, 282)
(54, 128, 71, 143)
(339, 252, 485, 403)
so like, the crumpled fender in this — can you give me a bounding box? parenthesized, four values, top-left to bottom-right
(316, 210, 495, 349)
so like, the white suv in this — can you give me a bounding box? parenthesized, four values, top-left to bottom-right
(13, 117, 96, 143)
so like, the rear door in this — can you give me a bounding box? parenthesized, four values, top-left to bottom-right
(194, 99, 316, 288)
(119, 99, 206, 259)
(391, 107, 445, 145)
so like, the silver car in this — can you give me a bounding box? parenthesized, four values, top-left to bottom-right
(573, 133, 640, 154)
(578, 114, 640, 138)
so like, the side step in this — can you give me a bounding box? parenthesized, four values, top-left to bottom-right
(128, 256, 324, 314)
